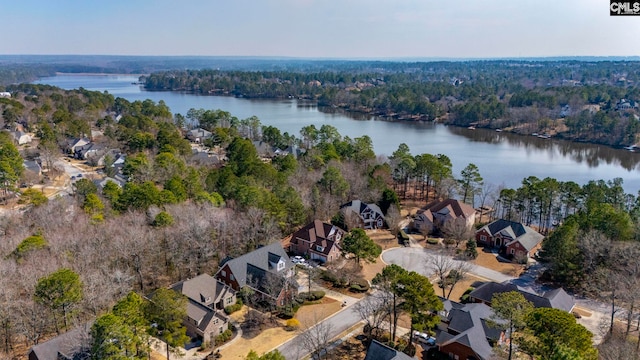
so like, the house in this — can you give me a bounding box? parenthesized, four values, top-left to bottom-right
(364, 340, 414, 360)
(28, 325, 91, 360)
(66, 138, 91, 154)
(274, 145, 305, 159)
(414, 198, 476, 235)
(94, 176, 126, 191)
(23, 160, 42, 177)
(252, 140, 275, 159)
(0, 92, 11, 98)
(190, 151, 224, 166)
(10, 130, 32, 145)
(616, 99, 637, 111)
(170, 274, 236, 343)
(475, 219, 544, 262)
(215, 242, 296, 307)
(435, 301, 504, 360)
(340, 200, 385, 230)
(186, 128, 213, 143)
(74, 143, 106, 160)
(290, 220, 345, 263)
(468, 281, 575, 313)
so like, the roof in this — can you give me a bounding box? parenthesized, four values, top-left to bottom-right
(340, 200, 384, 217)
(437, 302, 498, 360)
(218, 242, 293, 289)
(171, 274, 235, 306)
(364, 340, 414, 360)
(421, 198, 476, 220)
(29, 325, 90, 360)
(469, 281, 575, 312)
(291, 220, 344, 255)
(478, 219, 544, 251)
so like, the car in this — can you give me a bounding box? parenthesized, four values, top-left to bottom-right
(291, 256, 305, 263)
(414, 332, 436, 346)
(77, 173, 83, 178)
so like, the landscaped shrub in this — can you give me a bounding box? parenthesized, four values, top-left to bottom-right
(224, 299, 243, 314)
(309, 290, 325, 300)
(460, 287, 475, 303)
(285, 318, 300, 331)
(349, 278, 370, 292)
(426, 238, 440, 245)
(214, 329, 233, 346)
(320, 270, 348, 288)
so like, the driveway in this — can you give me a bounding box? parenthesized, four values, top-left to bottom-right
(381, 247, 515, 284)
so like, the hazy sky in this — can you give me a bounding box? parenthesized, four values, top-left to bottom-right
(1, 0, 638, 58)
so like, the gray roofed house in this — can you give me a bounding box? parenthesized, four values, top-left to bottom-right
(252, 140, 275, 159)
(364, 340, 414, 360)
(169, 274, 236, 344)
(435, 301, 503, 360)
(186, 128, 213, 143)
(10, 130, 32, 145)
(475, 219, 544, 262)
(468, 281, 575, 313)
(340, 200, 385, 229)
(23, 160, 42, 176)
(28, 325, 91, 360)
(215, 242, 296, 307)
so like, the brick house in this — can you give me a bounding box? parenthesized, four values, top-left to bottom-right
(289, 220, 345, 263)
(475, 219, 543, 262)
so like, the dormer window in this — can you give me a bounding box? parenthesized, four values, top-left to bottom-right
(277, 259, 285, 271)
(316, 245, 324, 252)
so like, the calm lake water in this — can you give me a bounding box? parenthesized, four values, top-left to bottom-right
(34, 74, 640, 192)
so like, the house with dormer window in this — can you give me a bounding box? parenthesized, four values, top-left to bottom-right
(169, 274, 236, 344)
(289, 220, 345, 263)
(215, 243, 296, 307)
(340, 200, 385, 229)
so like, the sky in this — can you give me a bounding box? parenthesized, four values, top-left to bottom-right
(0, 0, 638, 58)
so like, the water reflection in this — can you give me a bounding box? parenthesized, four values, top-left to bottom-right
(449, 126, 640, 171)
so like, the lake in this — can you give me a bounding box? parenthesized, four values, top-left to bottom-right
(34, 74, 640, 192)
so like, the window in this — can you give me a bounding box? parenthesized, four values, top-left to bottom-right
(230, 274, 235, 281)
(480, 235, 487, 242)
(221, 270, 226, 277)
(277, 260, 285, 271)
(510, 249, 515, 255)
(316, 245, 324, 252)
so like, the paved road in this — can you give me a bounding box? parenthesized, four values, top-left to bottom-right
(277, 299, 363, 359)
(382, 247, 516, 284)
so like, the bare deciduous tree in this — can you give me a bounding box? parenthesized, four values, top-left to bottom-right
(298, 312, 334, 359)
(353, 292, 390, 344)
(428, 252, 472, 299)
(384, 205, 402, 237)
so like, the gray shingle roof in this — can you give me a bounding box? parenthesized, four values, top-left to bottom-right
(364, 340, 414, 360)
(479, 219, 544, 251)
(171, 274, 235, 307)
(219, 242, 293, 289)
(469, 281, 575, 312)
(29, 325, 91, 360)
(436, 302, 498, 360)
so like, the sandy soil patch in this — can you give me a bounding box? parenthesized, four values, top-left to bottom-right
(218, 326, 295, 359)
(295, 297, 341, 326)
(472, 249, 525, 277)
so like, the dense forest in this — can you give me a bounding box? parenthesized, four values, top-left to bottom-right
(1, 76, 640, 357)
(143, 60, 640, 147)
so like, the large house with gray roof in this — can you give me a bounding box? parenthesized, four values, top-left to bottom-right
(170, 274, 236, 343)
(28, 325, 91, 360)
(340, 200, 385, 230)
(475, 219, 544, 262)
(215, 243, 296, 307)
(364, 340, 414, 360)
(434, 299, 504, 360)
(468, 281, 575, 313)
